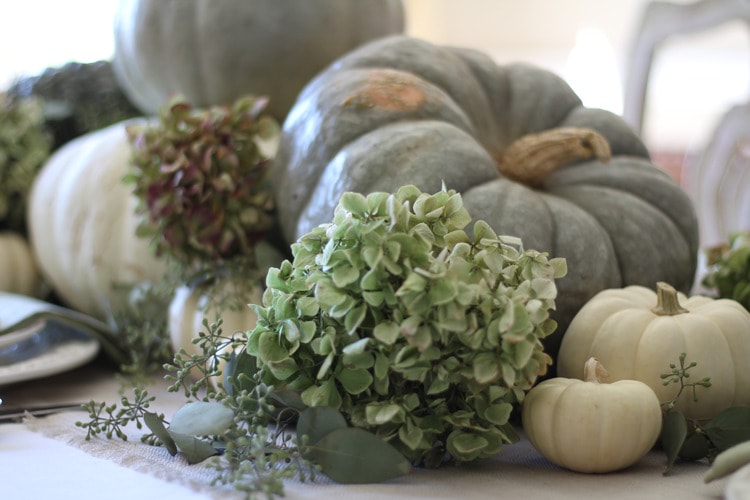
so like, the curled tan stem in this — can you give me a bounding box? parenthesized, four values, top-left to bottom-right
(651, 281, 689, 316)
(497, 127, 611, 188)
(583, 357, 610, 384)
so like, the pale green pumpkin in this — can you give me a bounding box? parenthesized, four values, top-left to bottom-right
(271, 35, 699, 356)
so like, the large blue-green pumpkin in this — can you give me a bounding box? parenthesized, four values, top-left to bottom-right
(271, 35, 699, 358)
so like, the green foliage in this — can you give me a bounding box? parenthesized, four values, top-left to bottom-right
(6, 61, 141, 148)
(105, 282, 174, 379)
(0, 94, 52, 233)
(78, 317, 409, 498)
(125, 94, 279, 276)
(660, 353, 750, 474)
(76, 386, 157, 441)
(703, 231, 750, 311)
(245, 185, 567, 465)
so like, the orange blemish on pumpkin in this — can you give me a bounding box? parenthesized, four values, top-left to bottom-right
(344, 74, 426, 112)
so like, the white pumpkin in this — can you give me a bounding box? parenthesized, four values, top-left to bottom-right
(523, 358, 662, 473)
(0, 231, 44, 297)
(557, 282, 750, 420)
(27, 119, 166, 319)
(169, 280, 263, 387)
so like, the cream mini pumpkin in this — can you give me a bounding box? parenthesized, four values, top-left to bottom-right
(0, 232, 44, 298)
(557, 282, 750, 420)
(523, 357, 662, 473)
(168, 280, 263, 388)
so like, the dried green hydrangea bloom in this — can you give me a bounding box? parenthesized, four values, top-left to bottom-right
(126, 95, 279, 271)
(0, 94, 52, 233)
(245, 185, 567, 466)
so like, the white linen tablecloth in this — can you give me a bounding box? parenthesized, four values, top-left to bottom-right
(0, 361, 731, 500)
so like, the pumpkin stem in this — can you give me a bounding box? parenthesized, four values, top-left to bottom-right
(651, 281, 689, 316)
(583, 357, 609, 384)
(497, 127, 611, 188)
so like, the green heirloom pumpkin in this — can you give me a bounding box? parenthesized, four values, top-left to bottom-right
(112, 0, 405, 121)
(271, 36, 699, 355)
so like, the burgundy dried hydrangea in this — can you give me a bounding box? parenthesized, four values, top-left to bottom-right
(126, 95, 279, 270)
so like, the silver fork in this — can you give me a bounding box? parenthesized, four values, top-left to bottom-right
(0, 398, 84, 423)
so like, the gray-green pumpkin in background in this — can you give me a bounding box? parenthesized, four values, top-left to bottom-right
(111, 0, 405, 121)
(271, 35, 699, 359)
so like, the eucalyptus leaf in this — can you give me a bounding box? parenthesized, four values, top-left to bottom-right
(704, 406, 750, 451)
(143, 411, 177, 456)
(168, 430, 220, 464)
(661, 410, 687, 474)
(297, 406, 348, 450)
(679, 432, 710, 461)
(169, 401, 234, 436)
(310, 428, 410, 484)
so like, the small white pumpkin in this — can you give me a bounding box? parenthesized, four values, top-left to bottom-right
(0, 231, 44, 297)
(522, 357, 662, 473)
(557, 281, 750, 420)
(168, 279, 263, 387)
(27, 119, 166, 319)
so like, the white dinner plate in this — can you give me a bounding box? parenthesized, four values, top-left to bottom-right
(0, 293, 106, 386)
(0, 335, 99, 386)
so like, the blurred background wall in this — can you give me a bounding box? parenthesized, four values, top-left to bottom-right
(2, 0, 748, 175)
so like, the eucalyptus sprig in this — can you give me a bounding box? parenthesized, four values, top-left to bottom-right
(659, 353, 750, 474)
(77, 315, 410, 498)
(660, 352, 712, 410)
(76, 386, 157, 441)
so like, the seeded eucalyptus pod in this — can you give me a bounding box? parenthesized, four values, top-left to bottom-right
(125, 94, 279, 277)
(243, 185, 567, 466)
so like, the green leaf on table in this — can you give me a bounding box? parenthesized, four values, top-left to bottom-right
(662, 410, 687, 474)
(309, 427, 410, 484)
(679, 432, 710, 461)
(168, 431, 219, 464)
(704, 406, 750, 451)
(297, 406, 348, 458)
(143, 411, 177, 456)
(169, 401, 234, 436)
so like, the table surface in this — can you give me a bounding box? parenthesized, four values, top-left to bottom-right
(0, 358, 735, 500)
